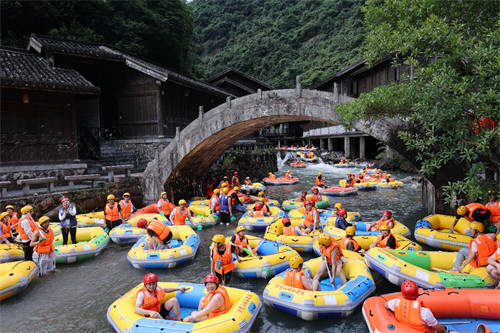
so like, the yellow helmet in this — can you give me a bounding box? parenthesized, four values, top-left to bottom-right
(123, 192, 131, 197)
(318, 233, 331, 246)
(21, 205, 33, 215)
(107, 194, 115, 200)
(212, 234, 225, 243)
(245, 177, 250, 180)
(160, 192, 167, 197)
(178, 199, 187, 205)
(234, 186, 240, 191)
(258, 191, 265, 196)
(470, 222, 484, 232)
(5, 205, 14, 210)
(334, 203, 343, 210)
(236, 226, 246, 233)
(286, 170, 290, 173)
(345, 226, 356, 236)
(289, 255, 303, 269)
(496, 233, 500, 240)
(379, 224, 390, 231)
(456, 206, 468, 216)
(38, 216, 50, 225)
(0, 212, 9, 220)
(387, 174, 392, 177)
(213, 189, 220, 195)
(317, 172, 322, 176)
(222, 183, 228, 188)
(222, 187, 229, 194)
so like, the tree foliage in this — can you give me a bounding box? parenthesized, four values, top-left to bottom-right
(337, 0, 499, 204)
(191, 0, 366, 88)
(1, 0, 194, 74)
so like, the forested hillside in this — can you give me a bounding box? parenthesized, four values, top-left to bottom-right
(191, 0, 366, 88)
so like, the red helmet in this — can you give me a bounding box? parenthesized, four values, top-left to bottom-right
(281, 217, 291, 224)
(60, 197, 70, 203)
(301, 190, 307, 195)
(255, 202, 264, 210)
(401, 280, 419, 300)
(137, 218, 147, 229)
(143, 273, 158, 284)
(233, 171, 238, 175)
(312, 187, 319, 192)
(383, 210, 392, 218)
(305, 200, 314, 206)
(204, 274, 219, 285)
(337, 208, 347, 216)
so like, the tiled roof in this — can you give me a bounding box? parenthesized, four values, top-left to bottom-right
(0, 47, 99, 94)
(313, 59, 366, 89)
(206, 68, 273, 90)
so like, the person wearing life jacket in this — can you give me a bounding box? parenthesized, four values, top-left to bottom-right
(135, 273, 186, 320)
(205, 177, 216, 198)
(170, 200, 193, 226)
(452, 222, 497, 272)
(333, 202, 343, 214)
(466, 202, 491, 223)
(335, 209, 352, 230)
(119, 192, 135, 221)
(0, 212, 13, 244)
(230, 226, 255, 259)
(157, 192, 173, 218)
(345, 174, 355, 187)
(449, 205, 469, 234)
(210, 189, 221, 215)
(210, 234, 234, 285)
(486, 234, 500, 288)
(385, 280, 448, 333)
(137, 218, 148, 229)
(485, 190, 500, 231)
(219, 176, 229, 189)
(229, 187, 244, 211)
(300, 200, 320, 234)
(58, 197, 78, 245)
(310, 187, 323, 204)
(385, 174, 395, 183)
(19, 205, 37, 261)
(145, 218, 173, 250)
(240, 189, 253, 204)
(251, 202, 269, 217)
(370, 224, 398, 249)
(281, 217, 308, 236)
(31, 216, 55, 276)
(105, 194, 123, 232)
(244, 177, 252, 185)
(315, 172, 326, 188)
(283, 255, 314, 291)
(368, 210, 395, 231)
(297, 190, 307, 204)
(231, 171, 240, 187)
(313, 233, 346, 290)
(5, 205, 19, 237)
(183, 274, 231, 322)
(340, 226, 361, 252)
(284, 170, 293, 180)
(218, 187, 232, 226)
(267, 172, 277, 180)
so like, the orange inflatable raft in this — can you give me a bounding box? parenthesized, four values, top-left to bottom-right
(362, 288, 500, 333)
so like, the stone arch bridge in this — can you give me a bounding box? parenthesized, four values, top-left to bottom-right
(142, 86, 413, 202)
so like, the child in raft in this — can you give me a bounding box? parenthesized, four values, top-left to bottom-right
(486, 233, 500, 288)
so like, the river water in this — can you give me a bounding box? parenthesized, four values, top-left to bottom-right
(2, 158, 426, 333)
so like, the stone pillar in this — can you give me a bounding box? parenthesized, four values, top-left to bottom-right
(308, 138, 311, 146)
(344, 136, 350, 158)
(278, 140, 281, 147)
(359, 136, 366, 160)
(320, 138, 325, 150)
(333, 82, 339, 103)
(328, 138, 333, 151)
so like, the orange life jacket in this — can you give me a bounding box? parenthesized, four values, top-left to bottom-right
(268, 174, 276, 180)
(283, 269, 305, 289)
(469, 234, 497, 268)
(242, 195, 252, 204)
(147, 219, 171, 241)
(233, 234, 248, 249)
(320, 239, 343, 264)
(376, 233, 397, 249)
(394, 298, 426, 331)
(210, 195, 220, 211)
(35, 227, 54, 254)
(201, 286, 231, 319)
(466, 203, 488, 221)
(8, 212, 18, 230)
(495, 248, 500, 263)
(341, 236, 360, 252)
(346, 178, 355, 187)
(171, 207, 189, 225)
(105, 202, 120, 222)
(137, 286, 165, 313)
(311, 193, 321, 203)
(315, 177, 324, 186)
(219, 181, 229, 188)
(485, 201, 500, 223)
(231, 176, 239, 187)
(244, 180, 252, 185)
(206, 183, 214, 197)
(304, 207, 319, 228)
(296, 195, 306, 203)
(18, 214, 37, 241)
(377, 217, 395, 230)
(283, 225, 297, 236)
(119, 200, 132, 219)
(1, 221, 12, 238)
(158, 198, 172, 215)
(285, 173, 292, 179)
(212, 246, 234, 275)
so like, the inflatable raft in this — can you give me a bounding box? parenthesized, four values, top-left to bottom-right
(107, 282, 261, 333)
(339, 179, 378, 191)
(414, 214, 475, 250)
(362, 288, 500, 333)
(49, 227, 110, 264)
(376, 180, 403, 189)
(238, 206, 286, 231)
(214, 235, 298, 278)
(322, 220, 411, 238)
(76, 211, 106, 227)
(0, 243, 24, 263)
(188, 205, 219, 228)
(364, 248, 495, 289)
(263, 253, 375, 320)
(264, 219, 321, 252)
(0, 260, 38, 301)
(263, 177, 299, 186)
(127, 225, 200, 269)
(333, 163, 355, 168)
(249, 196, 280, 207)
(289, 208, 362, 223)
(317, 186, 358, 197)
(109, 214, 167, 244)
(240, 182, 266, 194)
(282, 195, 329, 211)
(290, 162, 307, 168)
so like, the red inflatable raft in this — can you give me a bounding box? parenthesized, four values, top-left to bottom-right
(316, 186, 358, 197)
(263, 177, 299, 186)
(290, 162, 307, 168)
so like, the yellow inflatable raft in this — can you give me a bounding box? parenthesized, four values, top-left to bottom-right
(189, 205, 219, 227)
(76, 211, 105, 227)
(339, 179, 378, 190)
(288, 207, 361, 222)
(109, 214, 167, 244)
(376, 180, 403, 189)
(322, 219, 411, 237)
(107, 282, 261, 333)
(264, 219, 321, 252)
(0, 260, 38, 301)
(238, 206, 286, 230)
(51, 227, 110, 264)
(263, 252, 375, 320)
(249, 196, 280, 206)
(414, 214, 476, 250)
(0, 243, 24, 263)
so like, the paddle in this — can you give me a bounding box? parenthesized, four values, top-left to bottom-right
(323, 257, 335, 288)
(242, 247, 255, 257)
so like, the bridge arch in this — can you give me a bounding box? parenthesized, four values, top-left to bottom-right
(142, 89, 408, 202)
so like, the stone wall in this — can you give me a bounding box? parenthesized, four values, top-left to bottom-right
(0, 163, 87, 189)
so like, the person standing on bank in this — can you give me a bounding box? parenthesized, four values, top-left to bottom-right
(58, 197, 77, 245)
(31, 216, 56, 276)
(105, 194, 123, 232)
(119, 192, 135, 222)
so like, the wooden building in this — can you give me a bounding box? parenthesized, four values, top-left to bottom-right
(0, 47, 99, 165)
(206, 68, 273, 97)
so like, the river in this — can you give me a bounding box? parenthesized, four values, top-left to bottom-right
(2, 159, 426, 333)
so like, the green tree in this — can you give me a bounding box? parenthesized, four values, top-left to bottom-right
(337, 0, 499, 208)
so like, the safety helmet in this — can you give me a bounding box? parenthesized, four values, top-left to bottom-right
(305, 200, 313, 206)
(456, 206, 468, 216)
(107, 194, 115, 200)
(401, 280, 419, 300)
(21, 205, 33, 215)
(123, 192, 131, 198)
(255, 202, 264, 210)
(301, 190, 307, 195)
(204, 274, 219, 285)
(38, 216, 50, 225)
(212, 234, 225, 243)
(345, 226, 356, 236)
(387, 174, 392, 177)
(223, 176, 228, 179)
(233, 171, 238, 175)
(318, 233, 331, 246)
(379, 224, 390, 231)
(222, 183, 228, 188)
(383, 210, 392, 218)
(289, 255, 304, 269)
(496, 233, 500, 240)
(268, 172, 273, 175)
(337, 208, 347, 216)
(143, 273, 158, 284)
(317, 172, 322, 176)
(222, 188, 229, 194)
(258, 191, 265, 196)
(160, 192, 167, 197)
(5, 205, 14, 210)
(60, 197, 70, 203)
(470, 222, 484, 232)
(0, 212, 9, 221)
(334, 203, 343, 210)
(245, 177, 250, 180)
(281, 217, 291, 225)
(178, 199, 187, 205)
(234, 186, 240, 191)
(213, 189, 220, 195)
(236, 226, 246, 233)
(137, 218, 148, 229)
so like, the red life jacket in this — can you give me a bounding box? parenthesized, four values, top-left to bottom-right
(200, 286, 231, 319)
(137, 286, 165, 313)
(394, 298, 426, 331)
